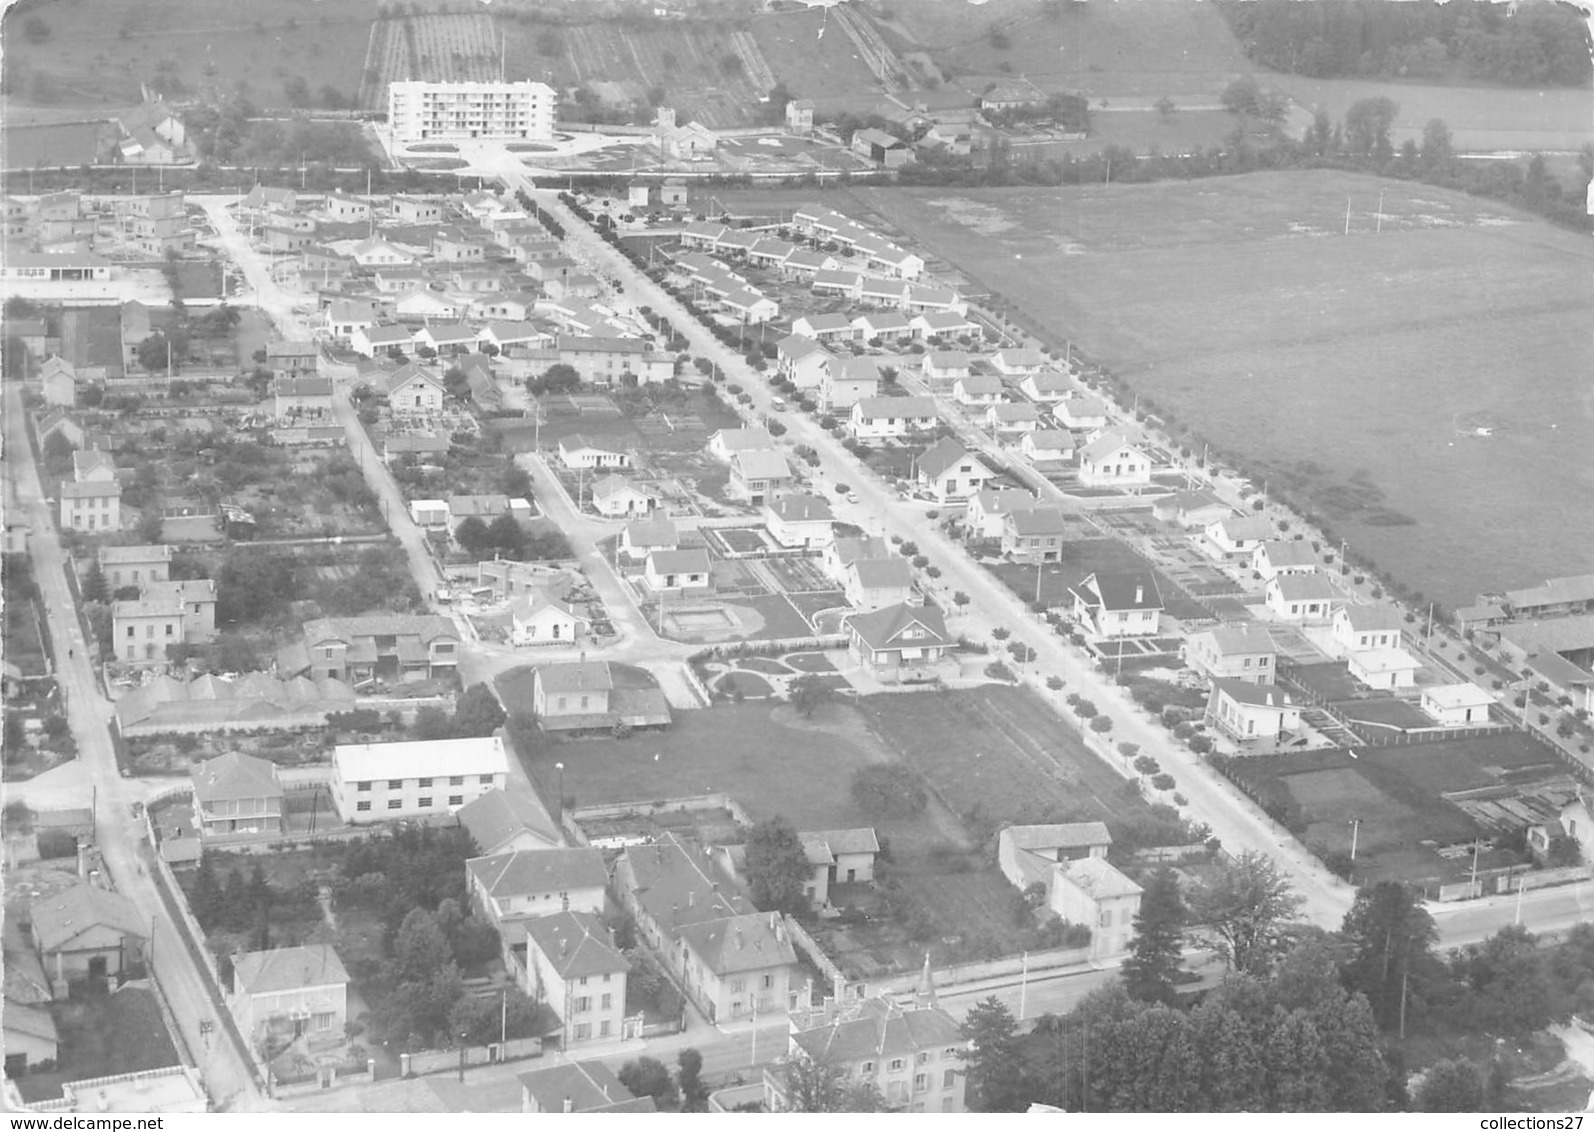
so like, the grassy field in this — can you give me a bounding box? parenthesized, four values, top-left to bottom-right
(1, 0, 374, 111)
(854, 172, 1594, 607)
(1222, 732, 1557, 884)
(985, 538, 1211, 621)
(16, 988, 180, 1105)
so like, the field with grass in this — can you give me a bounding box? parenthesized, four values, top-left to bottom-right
(1220, 732, 1559, 885)
(985, 537, 1212, 621)
(854, 172, 1594, 607)
(1, 0, 374, 111)
(15, 988, 179, 1105)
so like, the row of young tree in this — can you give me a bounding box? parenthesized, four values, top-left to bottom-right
(956, 854, 1594, 1112)
(1217, 0, 1591, 86)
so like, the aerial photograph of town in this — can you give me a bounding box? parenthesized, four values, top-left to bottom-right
(0, 0, 1590, 1116)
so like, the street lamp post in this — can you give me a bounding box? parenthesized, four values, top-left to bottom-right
(458, 1031, 468, 1082)
(554, 762, 565, 824)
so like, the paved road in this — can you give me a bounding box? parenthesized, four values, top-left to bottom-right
(3, 386, 265, 1111)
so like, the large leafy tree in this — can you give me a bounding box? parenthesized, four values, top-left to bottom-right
(743, 816, 811, 915)
(960, 996, 1028, 1111)
(618, 1056, 678, 1107)
(1448, 924, 1559, 1037)
(782, 1053, 884, 1112)
(676, 1048, 709, 1113)
(1121, 867, 1185, 1005)
(1344, 96, 1400, 159)
(1339, 881, 1438, 1032)
(1188, 849, 1304, 976)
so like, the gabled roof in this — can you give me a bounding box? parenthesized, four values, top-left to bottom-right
(846, 602, 949, 651)
(805, 828, 880, 857)
(1003, 822, 1111, 852)
(1079, 430, 1146, 463)
(677, 912, 797, 976)
(467, 847, 608, 899)
(925, 350, 971, 369)
(1213, 515, 1274, 543)
(558, 434, 625, 456)
(793, 312, 853, 333)
(1337, 603, 1405, 631)
(518, 1060, 648, 1113)
(536, 661, 614, 694)
(971, 487, 1036, 515)
(790, 997, 964, 1065)
(457, 788, 562, 855)
(523, 911, 628, 979)
(1057, 856, 1143, 901)
(1076, 571, 1163, 612)
(1197, 624, 1276, 656)
(624, 515, 679, 551)
(730, 448, 791, 481)
(851, 557, 913, 590)
(1211, 678, 1297, 708)
(777, 333, 827, 361)
(831, 537, 890, 568)
(233, 945, 348, 995)
(855, 396, 935, 418)
(767, 494, 833, 523)
(510, 588, 588, 625)
(648, 547, 712, 574)
(711, 426, 775, 453)
(1005, 507, 1068, 538)
(619, 832, 753, 939)
(1025, 429, 1073, 452)
(1056, 395, 1107, 419)
(190, 751, 282, 805)
(30, 884, 145, 952)
(1256, 540, 1319, 567)
(825, 355, 880, 384)
(989, 402, 1040, 422)
(955, 373, 1004, 395)
(592, 474, 652, 503)
(1023, 372, 1071, 393)
(1271, 574, 1340, 601)
(994, 347, 1046, 367)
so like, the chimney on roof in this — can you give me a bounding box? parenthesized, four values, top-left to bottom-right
(735, 927, 744, 950)
(688, 890, 695, 908)
(563, 1097, 574, 1114)
(1134, 583, 1144, 605)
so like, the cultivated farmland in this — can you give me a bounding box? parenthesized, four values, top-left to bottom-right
(852, 172, 1594, 607)
(359, 11, 502, 111)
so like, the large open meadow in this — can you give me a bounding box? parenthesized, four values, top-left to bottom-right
(854, 172, 1594, 606)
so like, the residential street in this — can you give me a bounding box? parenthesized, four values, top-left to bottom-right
(3, 386, 265, 1111)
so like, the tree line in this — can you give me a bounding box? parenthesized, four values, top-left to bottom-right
(1217, 0, 1590, 87)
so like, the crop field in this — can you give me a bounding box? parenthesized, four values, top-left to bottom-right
(360, 12, 502, 112)
(853, 171, 1594, 607)
(1222, 732, 1559, 884)
(748, 8, 899, 115)
(876, 0, 1252, 101)
(2, 121, 111, 168)
(1, 0, 373, 111)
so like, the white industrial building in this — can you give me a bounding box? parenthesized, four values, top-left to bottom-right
(331, 735, 510, 823)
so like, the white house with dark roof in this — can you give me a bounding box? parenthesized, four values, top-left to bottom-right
(911, 311, 979, 340)
(1020, 429, 1074, 464)
(190, 751, 283, 839)
(844, 602, 950, 682)
(381, 364, 447, 413)
(775, 334, 832, 388)
(952, 373, 1005, 407)
(914, 437, 991, 503)
(1183, 624, 1277, 685)
(708, 426, 776, 462)
(1203, 514, 1275, 560)
(229, 945, 349, 1049)
(1332, 603, 1405, 652)
(965, 488, 1036, 540)
(1205, 679, 1302, 748)
(520, 911, 629, 1046)
(1154, 489, 1232, 530)
(845, 556, 915, 611)
(850, 396, 937, 441)
(922, 350, 972, 381)
(1054, 395, 1108, 431)
(676, 912, 799, 1024)
(590, 475, 656, 518)
(352, 323, 415, 358)
(790, 312, 856, 343)
(990, 347, 1047, 376)
(1266, 574, 1340, 623)
(645, 547, 713, 593)
(987, 401, 1042, 434)
(1070, 572, 1163, 637)
(765, 494, 834, 549)
(1001, 506, 1068, 563)
(729, 448, 793, 505)
(530, 660, 672, 733)
(1253, 540, 1320, 582)
(511, 588, 590, 647)
(457, 787, 562, 857)
(852, 310, 913, 341)
(558, 435, 631, 470)
(324, 299, 380, 346)
(468, 848, 608, 936)
(1020, 372, 1072, 402)
(620, 515, 679, 563)
(1078, 431, 1152, 488)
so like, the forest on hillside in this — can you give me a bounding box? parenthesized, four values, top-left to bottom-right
(1216, 0, 1591, 86)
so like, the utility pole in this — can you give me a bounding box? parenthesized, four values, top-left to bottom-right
(1348, 817, 1360, 862)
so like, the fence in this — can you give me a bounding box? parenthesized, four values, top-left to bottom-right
(863, 944, 1094, 1000)
(568, 792, 754, 828)
(399, 1036, 543, 1079)
(680, 660, 713, 708)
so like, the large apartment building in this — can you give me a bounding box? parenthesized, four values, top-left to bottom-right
(388, 81, 557, 144)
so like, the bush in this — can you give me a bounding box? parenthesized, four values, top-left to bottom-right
(1133, 755, 1160, 775)
(1150, 773, 1176, 791)
(1188, 734, 1213, 755)
(1089, 716, 1114, 734)
(1046, 675, 1065, 691)
(984, 660, 1017, 682)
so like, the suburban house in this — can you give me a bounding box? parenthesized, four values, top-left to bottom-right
(729, 448, 793, 506)
(775, 335, 831, 388)
(965, 488, 1036, 540)
(1203, 514, 1276, 561)
(517, 1061, 654, 1114)
(1523, 652, 1594, 714)
(1077, 432, 1152, 489)
(351, 323, 414, 358)
(3, 1002, 59, 1073)
(112, 579, 219, 663)
(413, 323, 480, 355)
(997, 824, 1137, 959)
(1265, 575, 1340, 623)
(620, 515, 679, 563)
(510, 589, 591, 647)
(1205, 679, 1302, 748)
(1000, 506, 1068, 563)
(819, 356, 881, 411)
(1070, 572, 1164, 638)
(98, 543, 171, 590)
(1020, 372, 1072, 402)
(707, 427, 775, 462)
(264, 340, 319, 379)
(457, 788, 562, 856)
(844, 602, 950, 682)
(190, 752, 283, 839)
(1421, 683, 1495, 726)
(330, 735, 510, 823)
(467, 847, 608, 931)
(922, 350, 971, 381)
(1154, 489, 1231, 530)
(531, 660, 672, 732)
(558, 435, 631, 470)
(851, 310, 912, 341)
(1020, 428, 1074, 464)
(987, 402, 1043, 435)
(229, 945, 349, 1050)
(556, 336, 674, 386)
(41, 356, 78, 407)
(285, 614, 461, 684)
(1502, 574, 1594, 621)
(613, 833, 754, 961)
(323, 300, 380, 347)
(1054, 396, 1108, 431)
(591, 475, 656, 518)
(764, 495, 835, 549)
(952, 373, 1004, 407)
(1253, 540, 1320, 582)
(823, 536, 891, 583)
(273, 375, 334, 418)
(991, 347, 1047, 377)
(1332, 604, 1405, 652)
(676, 912, 800, 1024)
(790, 312, 855, 344)
(797, 828, 879, 907)
(645, 547, 713, 593)
(997, 822, 1111, 885)
(59, 479, 122, 532)
(1347, 648, 1422, 691)
(850, 396, 938, 441)
(845, 556, 915, 611)
(1183, 624, 1277, 685)
(913, 438, 992, 503)
(381, 365, 447, 414)
(519, 912, 629, 1046)
(27, 884, 147, 995)
(766, 992, 970, 1114)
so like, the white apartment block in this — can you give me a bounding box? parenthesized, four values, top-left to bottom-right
(388, 81, 557, 144)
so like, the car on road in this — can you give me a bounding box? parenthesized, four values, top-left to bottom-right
(771, 397, 787, 411)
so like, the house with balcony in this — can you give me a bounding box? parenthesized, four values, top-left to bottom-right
(229, 945, 349, 1051)
(331, 735, 510, 823)
(1000, 506, 1067, 563)
(190, 752, 283, 839)
(286, 614, 461, 684)
(520, 912, 628, 1047)
(1070, 572, 1163, 638)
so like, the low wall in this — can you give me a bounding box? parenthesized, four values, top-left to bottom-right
(783, 915, 847, 1000)
(860, 945, 1093, 1000)
(399, 1036, 542, 1079)
(569, 792, 753, 828)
